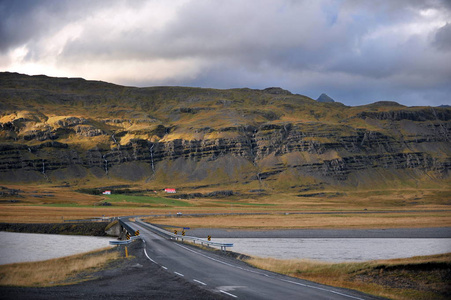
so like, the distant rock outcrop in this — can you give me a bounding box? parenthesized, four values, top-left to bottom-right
(316, 93, 335, 103)
(263, 87, 292, 95)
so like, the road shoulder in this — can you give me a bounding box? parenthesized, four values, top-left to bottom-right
(0, 240, 226, 300)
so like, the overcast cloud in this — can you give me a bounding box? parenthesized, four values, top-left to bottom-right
(0, 0, 450, 106)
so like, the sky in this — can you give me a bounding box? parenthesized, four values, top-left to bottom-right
(1, 0, 450, 106)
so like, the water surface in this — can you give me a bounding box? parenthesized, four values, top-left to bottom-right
(0, 231, 115, 265)
(215, 238, 451, 262)
(2, 232, 450, 265)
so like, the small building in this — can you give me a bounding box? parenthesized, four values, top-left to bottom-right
(102, 190, 111, 195)
(164, 188, 176, 193)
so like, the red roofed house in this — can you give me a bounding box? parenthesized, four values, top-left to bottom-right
(164, 188, 176, 193)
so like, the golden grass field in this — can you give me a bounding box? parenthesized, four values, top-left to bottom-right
(145, 211, 451, 230)
(0, 205, 156, 223)
(1, 184, 450, 229)
(0, 247, 119, 287)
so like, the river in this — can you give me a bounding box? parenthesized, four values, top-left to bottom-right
(1, 232, 450, 265)
(0, 232, 115, 265)
(215, 238, 451, 262)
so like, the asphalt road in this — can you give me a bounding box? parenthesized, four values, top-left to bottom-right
(126, 220, 384, 300)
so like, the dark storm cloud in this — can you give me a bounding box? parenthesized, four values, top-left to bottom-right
(434, 23, 451, 51)
(1, 0, 450, 106)
(0, 0, 42, 51)
(0, 0, 75, 52)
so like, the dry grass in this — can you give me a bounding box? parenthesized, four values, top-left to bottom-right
(0, 184, 101, 206)
(0, 247, 119, 287)
(245, 253, 451, 300)
(1, 184, 449, 229)
(0, 205, 158, 223)
(146, 211, 451, 230)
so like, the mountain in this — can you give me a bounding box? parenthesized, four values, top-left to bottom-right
(0, 72, 450, 192)
(316, 93, 335, 103)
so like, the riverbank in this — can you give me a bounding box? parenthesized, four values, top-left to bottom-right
(2, 221, 450, 238)
(245, 252, 451, 300)
(0, 222, 110, 236)
(170, 226, 451, 238)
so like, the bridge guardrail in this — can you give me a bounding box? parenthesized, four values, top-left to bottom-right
(135, 219, 233, 251)
(64, 217, 118, 223)
(118, 218, 137, 235)
(109, 236, 141, 245)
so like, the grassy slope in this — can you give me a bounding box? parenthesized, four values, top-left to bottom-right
(0, 247, 119, 287)
(105, 194, 191, 207)
(3, 72, 447, 147)
(245, 253, 451, 300)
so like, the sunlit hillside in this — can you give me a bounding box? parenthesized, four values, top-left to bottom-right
(0, 72, 449, 195)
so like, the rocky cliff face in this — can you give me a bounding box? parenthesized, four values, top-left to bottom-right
(0, 72, 449, 189)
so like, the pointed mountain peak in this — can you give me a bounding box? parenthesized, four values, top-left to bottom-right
(317, 93, 335, 103)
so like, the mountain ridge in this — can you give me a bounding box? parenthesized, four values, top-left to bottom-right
(0, 72, 449, 192)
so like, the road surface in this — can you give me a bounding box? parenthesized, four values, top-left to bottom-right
(125, 220, 384, 300)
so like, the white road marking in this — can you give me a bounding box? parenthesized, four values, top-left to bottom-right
(134, 223, 365, 300)
(176, 244, 268, 276)
(174, 272, 184, 277)
(143, 248, 156, 263)
(220, 290, 238, 298)
(193, 279, 207, 286)
(280, 279, 366, 300)
(175, 243, 364, 300)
